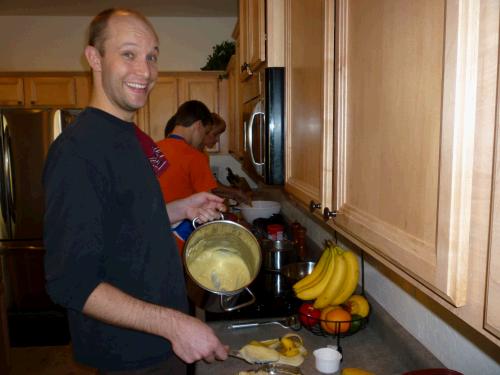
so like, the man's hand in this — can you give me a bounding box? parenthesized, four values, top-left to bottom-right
(167, 192, 226, 224)
(160, 309, 229, 363)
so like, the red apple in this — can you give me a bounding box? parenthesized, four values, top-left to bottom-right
(298, 302, 321, 327)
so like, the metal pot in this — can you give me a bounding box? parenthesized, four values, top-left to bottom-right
(183, 218, 261, 312)
(261, 239, 297, 271)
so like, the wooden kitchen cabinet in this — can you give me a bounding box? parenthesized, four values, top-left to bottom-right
(239, 0, 266, 80)
(226, 52, 244, 159)
(284, 0, 335, 211)
(138, 72, 222, 143)
(0, 73, 91, 108)
(328, 0, 484, 307)
(485, 87, 500, 339)
(0, 77, 24, 106)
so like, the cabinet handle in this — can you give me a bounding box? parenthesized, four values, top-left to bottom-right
(323, 207, 337, 221)
(241, 62, 253, 76)
(31, 100, 36, 105)
(17, 101, 22, 105)
(309, 200, 321, 213)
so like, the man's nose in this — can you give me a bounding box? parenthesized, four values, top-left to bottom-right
(135, 58, 153, 79)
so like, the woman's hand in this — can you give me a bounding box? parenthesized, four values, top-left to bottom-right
(166, 192, 226, 224)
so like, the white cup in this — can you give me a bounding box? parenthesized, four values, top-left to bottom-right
(313, 347, 342, 374)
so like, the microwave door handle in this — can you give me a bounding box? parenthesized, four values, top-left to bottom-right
(248, 104, 265, 168)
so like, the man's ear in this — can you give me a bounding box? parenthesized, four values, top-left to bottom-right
(84, 45, 102, 72)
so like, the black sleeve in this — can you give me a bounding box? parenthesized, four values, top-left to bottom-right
(43, 142, 108, 312)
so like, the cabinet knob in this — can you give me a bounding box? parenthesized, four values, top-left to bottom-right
(31, 100, 36, 105)
(323, 207, 337, 221)
(309, 200, 321, 213)
(241, 62, 253, 76)
(17, 101, 22, 105)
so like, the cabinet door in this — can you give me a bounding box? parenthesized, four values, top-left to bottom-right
(142, 76, 178, 142)
(0, 77, 24, 106)
(178, 74, 219, 113)
(239, 0, 266, 80)
(485, 90, 500, 339)
(284, 0, 335, 209)
(25, 77, 77, 107)
(227, 55, 244, 159)
(332, 0, 480, 306)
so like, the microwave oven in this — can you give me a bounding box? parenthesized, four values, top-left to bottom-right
(242, 67, 285, 185)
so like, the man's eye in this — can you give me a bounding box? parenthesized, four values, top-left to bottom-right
(147, 54, 158, 63)
(123, 52, 134, 59)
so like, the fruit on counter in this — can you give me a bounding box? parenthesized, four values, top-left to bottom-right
(319, 305, 337, 332)
(298, 302, 321, 327)
(343, 294, 370, 318)
(329, 248, 360, 305)
(293, 241, 361, 310)
(238, 343, 280, 363)
(348, 314, 363, 334)
(313, 247, 347, 309)
(293, 245, 333, 294)
(341, 368, 375, 375)
(321, 306, 351, 334)
(258, 333, 306, 367)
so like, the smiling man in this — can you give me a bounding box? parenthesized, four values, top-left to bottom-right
(42, 8, 228, 374)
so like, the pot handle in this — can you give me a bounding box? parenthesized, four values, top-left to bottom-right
(192, 212, 225, 228)
(219, 287, 256, 312)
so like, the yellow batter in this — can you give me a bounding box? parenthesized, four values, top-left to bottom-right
(188, 248, 252, 292)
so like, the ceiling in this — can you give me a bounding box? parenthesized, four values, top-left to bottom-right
(0, 0, 238, 17)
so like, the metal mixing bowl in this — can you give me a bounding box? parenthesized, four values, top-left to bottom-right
(279, 261, 315, 281)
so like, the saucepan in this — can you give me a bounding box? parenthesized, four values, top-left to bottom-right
(183, 217, 261, 312)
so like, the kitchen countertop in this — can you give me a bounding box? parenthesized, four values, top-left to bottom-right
(195, 296, 444, 375)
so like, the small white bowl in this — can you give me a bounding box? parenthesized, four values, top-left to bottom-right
(313, 347, 342, 374)
(238, 200, 281, 223)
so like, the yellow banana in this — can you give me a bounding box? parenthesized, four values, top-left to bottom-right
(342, 368, 375, 375)
(277, 336, 300, 357)
(296, 247, 336, 300)
(313, 248, 347, 309)
(330, 250, 360, 305)
(293, 245, 332, 292)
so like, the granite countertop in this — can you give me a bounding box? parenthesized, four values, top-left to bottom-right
(195, 297, 443, 375)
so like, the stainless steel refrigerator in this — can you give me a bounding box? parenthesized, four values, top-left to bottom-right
(0, 108, 80, 312)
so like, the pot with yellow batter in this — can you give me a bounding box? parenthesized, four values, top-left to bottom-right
(183, 218, 262, 312)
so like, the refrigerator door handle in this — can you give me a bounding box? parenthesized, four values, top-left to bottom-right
(3, 123, 15, 236)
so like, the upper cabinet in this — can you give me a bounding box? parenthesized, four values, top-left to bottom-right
(238, 0, 285, 81)
(138, 72, 222, 143)
(284, 0, 335, 211)
(0, 74, 90, 108)
(239, 0, 266, 80)
(329, 0, 484, 307)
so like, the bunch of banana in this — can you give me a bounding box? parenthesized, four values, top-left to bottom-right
(293, 241, 360, 307)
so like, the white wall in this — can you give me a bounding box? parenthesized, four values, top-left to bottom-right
(0, 16, 236, 71)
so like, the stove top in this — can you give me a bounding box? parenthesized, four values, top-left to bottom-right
(204, 268, 302, 322)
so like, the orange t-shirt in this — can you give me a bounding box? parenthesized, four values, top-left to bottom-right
(156, 136, 218, 253)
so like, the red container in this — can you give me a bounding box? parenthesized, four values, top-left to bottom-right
(267, 224, 284, 241)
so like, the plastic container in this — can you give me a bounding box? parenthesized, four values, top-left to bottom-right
(313, 347, 342, 374)
(267, 223, 284, 240)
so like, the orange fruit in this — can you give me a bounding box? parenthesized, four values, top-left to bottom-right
(323, 307, 351, 334)
(319, 306, 337, 332)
